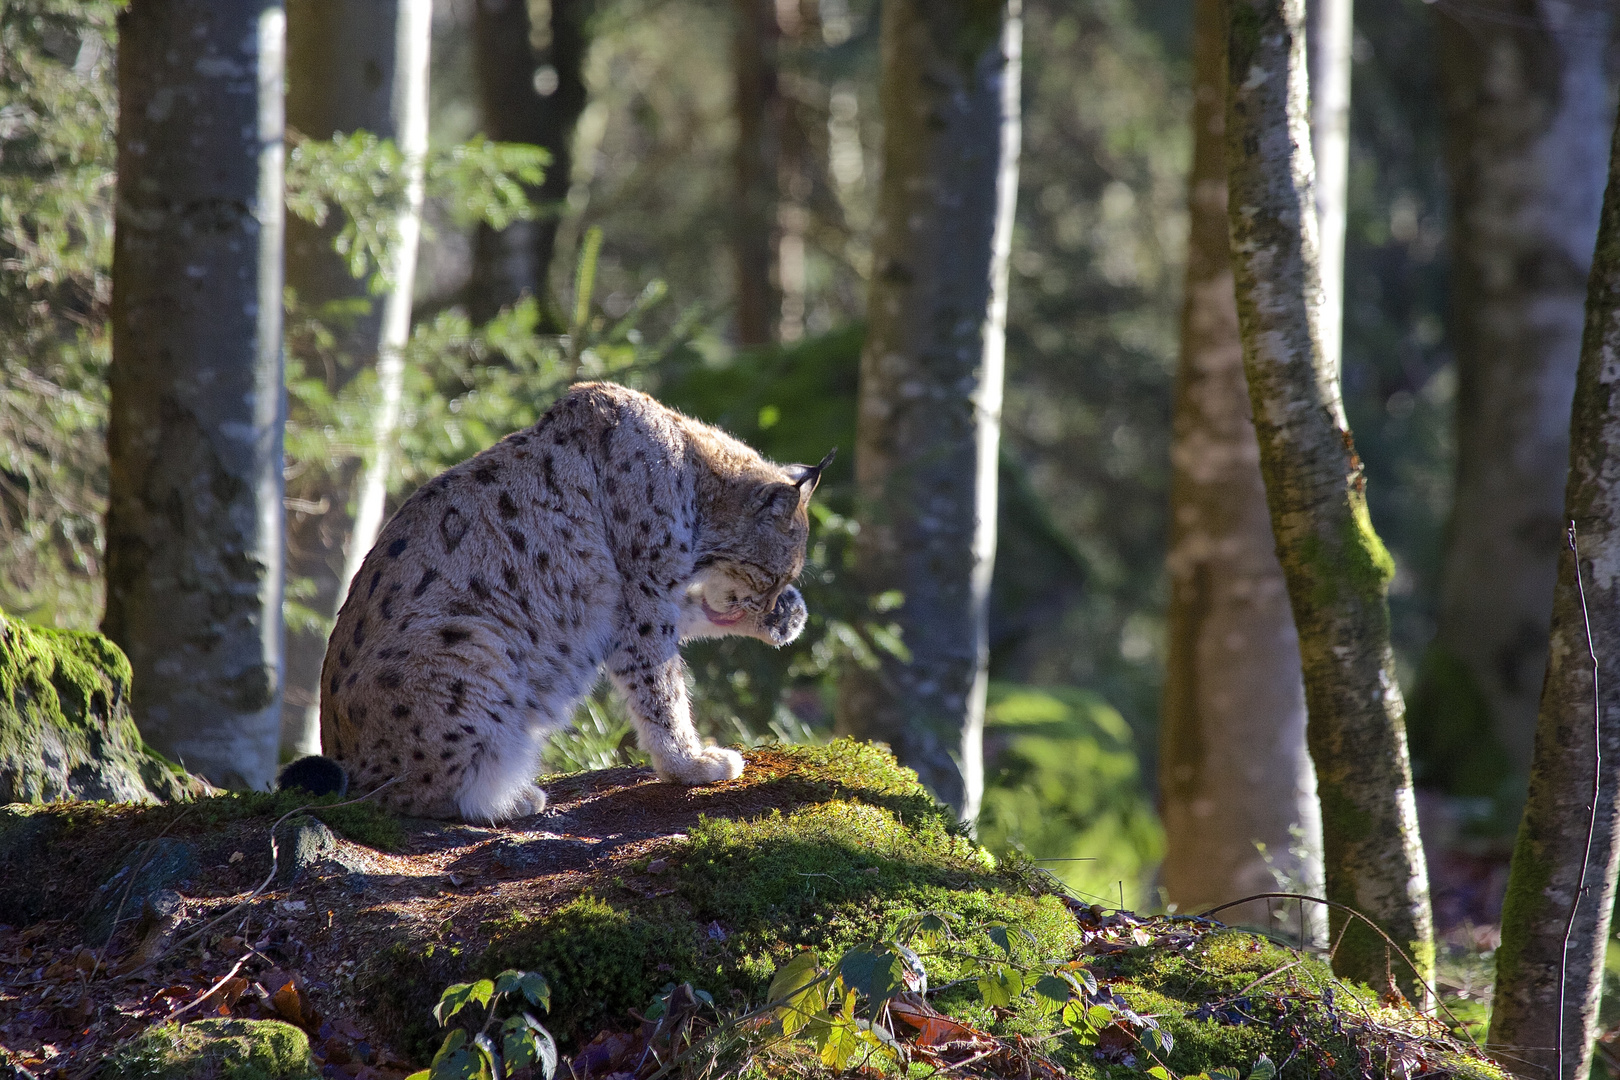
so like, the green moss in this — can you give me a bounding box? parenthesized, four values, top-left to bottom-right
(102, 1019, 316, 1080)
(1492, 816, 1554, 995)
(464, 797, 1078, 1046)
(1343, 495, 1396, 601)
(0, 609, 204, 803)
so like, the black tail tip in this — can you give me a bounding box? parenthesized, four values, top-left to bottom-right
(277, 755, 349, 798)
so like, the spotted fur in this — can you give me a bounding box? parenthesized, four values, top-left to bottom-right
(319, 382, 827, 821)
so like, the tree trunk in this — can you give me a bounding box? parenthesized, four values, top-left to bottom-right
(338, 2, 431, 611)
(1224, 0, 1434, 999)
(1488, 102, 1620, 1080)
(833, 0, 1021, 824)
(468, 0, 590, 322)
(1424, 0, 1613, 797)
(104, 0, 287, 790)
(1159, 0, 1323, 943)
(279, 0, 434, 759)
(1305, 0, 1350, 376)
(731, 0, 783, 347)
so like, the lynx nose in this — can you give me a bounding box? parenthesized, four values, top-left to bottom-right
(762, 585, 808, 646)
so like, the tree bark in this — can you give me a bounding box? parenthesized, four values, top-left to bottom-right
(1224, 0, 1434, 999)
(834, 0, 1021, 824)
(732, 0, 783, 347)
(1305, 0, 1350, 377)
(468, 0, 590, 322)
(1425, 0, 1613, 795)
(104, 0, 287, 790)
(279, 0, 434, 759)
(1488, 102, 1620, 1080)
(1159, 0, 1324, 943)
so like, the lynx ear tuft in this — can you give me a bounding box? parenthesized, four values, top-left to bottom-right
(788, 448, 836, 494)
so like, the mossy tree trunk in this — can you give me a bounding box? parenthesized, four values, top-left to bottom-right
(1421, 0, 1614, 799)
(468, 0, 590, 324)
(1159, 0, 1323, 941)
(1224, 0, 1434, 999)
(834, 0, 1021, 824)
(280, 0, 432, 759)
(1488, 103, 1620, 1080)
(104, 0, 288, 789)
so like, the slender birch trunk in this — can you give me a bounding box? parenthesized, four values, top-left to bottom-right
(1159, 0, 1323, 942)
(469, 0, 589, 322)
(1425, 0, 1613, 793)
(1305, 0, 1350, 377)
(104, 0, 287, 789)
(1224, 0, 1434, 999)
(1488, 102, 1620, 1080)
(340, 1, 431, 598)
(279, 0, 434, 758)
(833, 0, 1020, 824)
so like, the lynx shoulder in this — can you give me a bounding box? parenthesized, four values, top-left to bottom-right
(309, 381, 830, 822)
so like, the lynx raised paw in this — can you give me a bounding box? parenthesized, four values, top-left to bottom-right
(656, 746, 745, 786)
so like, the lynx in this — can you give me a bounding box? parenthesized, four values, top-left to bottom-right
(285, 382, 830, 822)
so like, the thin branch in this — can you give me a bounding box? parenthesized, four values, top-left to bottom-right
(1557, 521, 1603, 1080)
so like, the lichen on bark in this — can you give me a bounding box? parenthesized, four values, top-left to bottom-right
(1488, 99, 1620, 1080)
(1223, 0, 1433, 1001)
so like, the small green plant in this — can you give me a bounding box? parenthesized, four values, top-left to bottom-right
(407, 969, 557, 1080)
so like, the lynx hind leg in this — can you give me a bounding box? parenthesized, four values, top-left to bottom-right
(458, 779, 547, 824)
(452, 725, 554, 823)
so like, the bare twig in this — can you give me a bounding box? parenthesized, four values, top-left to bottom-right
(165, 952, 250, 1024)
(1557, 521, 1603, 1080)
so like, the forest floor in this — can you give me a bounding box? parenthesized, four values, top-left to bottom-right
(0, 743, 1509, 1080)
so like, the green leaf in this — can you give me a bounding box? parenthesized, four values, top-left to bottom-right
(518, 971, 552, 1011)
(770, 951, 827, 1036)
(987, 925, 1013, 957)
(976, 967, 1028, 1008)
(1209, 1068, 1242, 1080)
(434, 980, 494, 1026)
(501, 1013, 559, 1078)
(836, 944, 909, 1014)
(1033, 974, 1074, 1015)
(1250, 1055, 1277, 1080)
(427, 1047, 482, 1080)
(816, 1016, 865, 1071)
(1148, 1066, 1172, 1080)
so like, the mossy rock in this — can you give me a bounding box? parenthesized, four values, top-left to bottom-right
(0, 609, 208, 804)
(101, 1018, 316, 1080)
(0, 740, 1510, 1077)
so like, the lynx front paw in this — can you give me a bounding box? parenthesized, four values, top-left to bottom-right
(657, 746, 745, 786)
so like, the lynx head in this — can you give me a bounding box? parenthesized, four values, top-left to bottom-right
(687, 448, 833, 641)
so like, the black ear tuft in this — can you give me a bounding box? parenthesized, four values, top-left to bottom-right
(277, 755, 349, 798)
(789, 447, 837, 493)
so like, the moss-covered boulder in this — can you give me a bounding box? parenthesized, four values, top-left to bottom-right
(101, 1019, 316, 1080)
(0, 741, 1507, 1079)
(0, 609, 207, 804)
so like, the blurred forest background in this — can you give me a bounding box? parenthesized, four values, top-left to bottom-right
(0, 0, 1605, 928)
